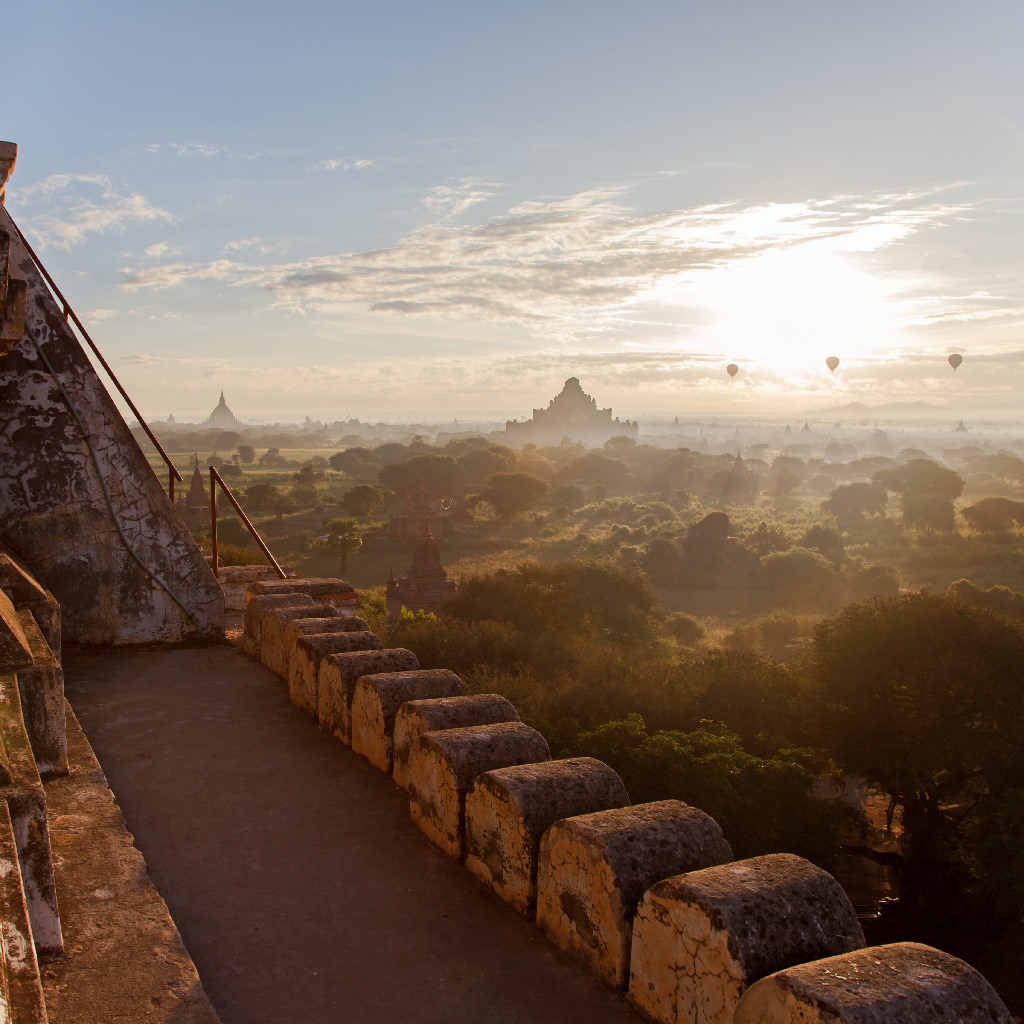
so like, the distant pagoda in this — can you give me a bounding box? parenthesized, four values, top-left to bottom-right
(204, 390, 241, 428)
(385, 524, 457, 622)
(505, 377, 638, 446)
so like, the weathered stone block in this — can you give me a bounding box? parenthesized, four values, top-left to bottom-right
(735, 941, 1012, 1024)
(282, 618, 374, 692)
(350, 669, 465, 773)
(288, 630, 382, 714)
(0, 673, 61, 955)
(0, 590, 32, 674)
(318, 649, 419, 744)
(0, 554, 60, 656)
(247, 577, 357, 606)
(629, 853, 865, 1024)
(536, 800, 732, 989)
(242, 593, 314, 657)
(260, 605, 344, 677)
(392, 694, 520, 791)
(14, 610, 67, 776)
(465, 757, 630, 914)
(0, 800, 47, 1023)
(407, 722, 551, 858)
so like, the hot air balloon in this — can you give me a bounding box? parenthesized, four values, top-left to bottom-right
(825, 356, 840, 373)
(948, 353, 963, 371)
(726, 363, 739, 379)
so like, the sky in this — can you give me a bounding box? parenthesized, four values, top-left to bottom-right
(4, 1, 1024, 425)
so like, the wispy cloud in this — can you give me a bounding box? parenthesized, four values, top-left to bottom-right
(146, 143, 227, 159)
(16, 173, 173, 251)
(423, 178, 500, 218)
(223, 237, 274, 255)
(308, 157, 380, 172)
(118, 184, 975, 346)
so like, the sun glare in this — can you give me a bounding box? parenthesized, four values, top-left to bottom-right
(700, 241, 902, 376)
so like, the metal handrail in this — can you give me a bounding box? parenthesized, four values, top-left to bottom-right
(7, 217, 184, 500)
(209, 466, 286, 580)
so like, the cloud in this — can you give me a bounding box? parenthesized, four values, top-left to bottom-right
(223, 237, 274, 255)
(423, 179, 500, 218)
(117, 183, 976, 348)
(146, 143, 227, 159)
(308, 157, 380, 172)
(144, 241, 181, 259)
(86, 308, 119, 322)
(16, 174, 173, 251)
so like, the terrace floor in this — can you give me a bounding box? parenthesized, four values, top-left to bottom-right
(57, 640, 640, 1024)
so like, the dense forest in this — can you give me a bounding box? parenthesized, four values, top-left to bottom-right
(140, 419, 1024, 1009)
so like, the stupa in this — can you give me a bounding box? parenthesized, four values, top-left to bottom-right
(204, 390, 241, 428)
(385, 524, 457, 621)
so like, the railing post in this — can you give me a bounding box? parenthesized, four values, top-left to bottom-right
(209, 466, 287, 579)
(210, 467, 218, 579)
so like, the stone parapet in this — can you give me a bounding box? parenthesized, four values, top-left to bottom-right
(536, 800, 732, 989)
(0, 554, 59, 656)
(14, 611, 67, 776)
(0, 591, 31, 674)
(242, 593, 314, 657)
(317, 649, 420, 744)
(629, 853, 865, 1024)
(407, 722, 552, 858)
(260, 606, 345, 677)
(465, 757, 630, 915)
(0, 799, 47, 1023)
(0, 673, 61, 956)
(392, 694, 520, 791)
(247, 577, 357, 606)
(734, 941, 1012, 1023)
(287, 630, 381, 714)
(350, 669, 465, 773)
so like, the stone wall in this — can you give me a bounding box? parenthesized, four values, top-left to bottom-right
(0, 203, 223, 644)
(240, 577, 1013, 1023)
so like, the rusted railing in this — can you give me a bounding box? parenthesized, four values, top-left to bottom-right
(209, 466, 286, 580)
(8, 218, 184, 500)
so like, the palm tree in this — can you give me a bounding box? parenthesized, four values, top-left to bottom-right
(324, 517, 362, 575)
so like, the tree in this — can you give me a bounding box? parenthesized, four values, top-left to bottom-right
(329, 448, 379, 475)
(873, 459, 964, 501)
(810, 594, 1024, 924)
(378, 454, 462, 499)
(446, 559, 656, 647)
(822, 481, 888, 522)
(259, 447, 289, 468)
(341, 484, 393, 519)
(235, 444, 256, 465)
(947, 579, 1024, 621)
(458, 445, 518, 487)
(961, 496, 1024, 534)
(760, 547, 845, 611)
(556, 453, 633, 491)
(479, 472, 548, 518)
(569, 714, 853, 865)
(324, 517, 362, 574)
(242, 481, 282, 511)
(902, 493, 956, 533)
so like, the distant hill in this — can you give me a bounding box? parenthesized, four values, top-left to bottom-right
(809, 401, 952, 417)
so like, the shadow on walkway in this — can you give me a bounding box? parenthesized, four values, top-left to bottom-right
(65, 644, 640, 1024)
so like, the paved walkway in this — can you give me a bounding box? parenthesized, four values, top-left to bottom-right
(64, 643, 640, 1024)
